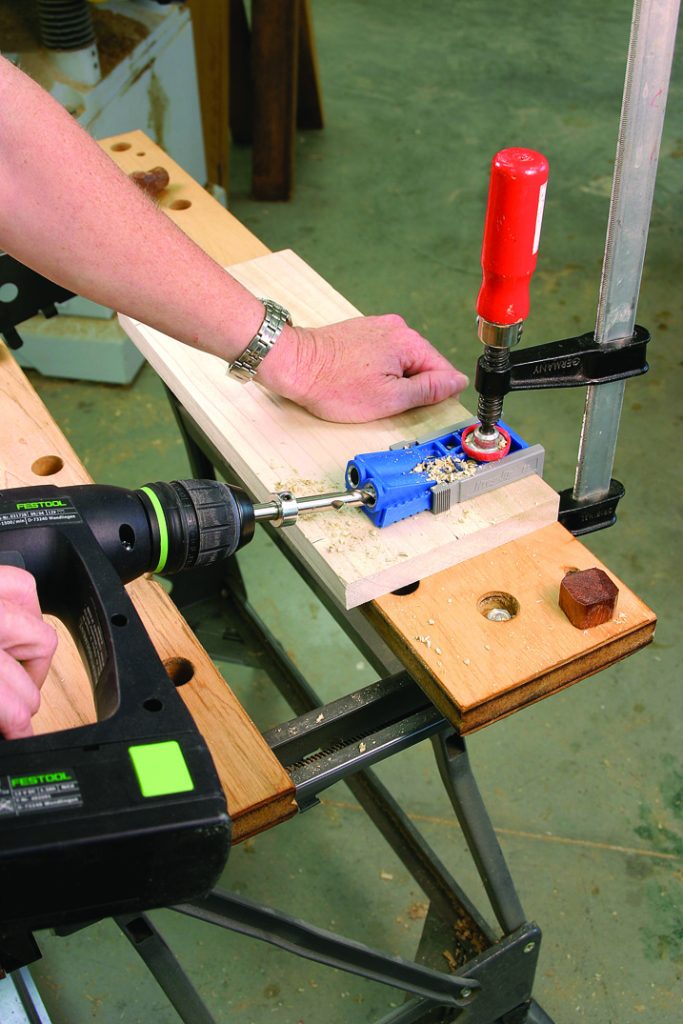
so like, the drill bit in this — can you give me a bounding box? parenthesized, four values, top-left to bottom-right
(253, 486, 376, 528)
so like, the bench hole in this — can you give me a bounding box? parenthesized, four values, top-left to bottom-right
(478, 592, 519, 622)
(111, 613, 127, 627)
(170, 199, 192, 210)
(164, 657, 195, 687)
(31, 455, 64, 476)
(111, 142, 131, 151)
(392, 580, 420, 596)
(143, 698, 163, 712)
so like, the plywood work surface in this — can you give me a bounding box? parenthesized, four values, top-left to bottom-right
(0, 341, 296, 841)
(120, 249, 559, 609)
(365, 522, 657, 733)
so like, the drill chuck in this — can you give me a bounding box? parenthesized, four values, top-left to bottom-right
(139, 480, 255, 575)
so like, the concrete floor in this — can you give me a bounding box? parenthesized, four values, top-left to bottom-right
(20, 0, 682, 1021)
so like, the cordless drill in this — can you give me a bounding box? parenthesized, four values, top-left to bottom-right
(0, 477, 301, 961)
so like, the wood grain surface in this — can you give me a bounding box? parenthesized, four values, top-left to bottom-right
(120, 249, 559, 609)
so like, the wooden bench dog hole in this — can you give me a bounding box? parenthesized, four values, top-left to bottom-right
(164, 656, 195, 687)
(478, 591, 520, 622)
(31, 455, 64, 476)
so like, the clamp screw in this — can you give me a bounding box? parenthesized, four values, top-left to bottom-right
(460, 988, 473, 999)
(523, 942, 536, 954)
(487, 607, 512, 622)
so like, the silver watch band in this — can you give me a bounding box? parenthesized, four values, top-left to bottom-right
(228, 298, 293, 383)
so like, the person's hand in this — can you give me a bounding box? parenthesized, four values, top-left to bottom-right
(0, 565, 57, 739)
(257, 315, 468, 422)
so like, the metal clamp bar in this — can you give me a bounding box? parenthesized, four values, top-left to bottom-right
(574, 0, 681, 501)
(265, 673, 446, 807)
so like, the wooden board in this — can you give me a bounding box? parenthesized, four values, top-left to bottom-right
(365, 522, 657, 732)
(0, 340, 296, 842)
(120, 249, 559, 609)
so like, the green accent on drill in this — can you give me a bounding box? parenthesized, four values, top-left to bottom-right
(128, 741, 194, 798)
(140, 486, 168, 573)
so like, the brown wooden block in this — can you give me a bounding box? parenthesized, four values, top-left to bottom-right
(129, 166, 170, 200)
(559, 567, 619, 629)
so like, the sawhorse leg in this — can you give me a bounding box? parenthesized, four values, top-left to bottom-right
(115, 913, 214, 1024)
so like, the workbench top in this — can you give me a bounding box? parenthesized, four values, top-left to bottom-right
(0, 131, 656, 850)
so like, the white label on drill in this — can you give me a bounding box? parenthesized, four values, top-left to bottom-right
(0, 500, 81, 530)
(0, 770, 83, 816)
(78, 602, 107, 682)
(532, 182, 547, 254)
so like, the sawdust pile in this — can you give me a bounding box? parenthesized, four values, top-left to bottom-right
(411, 454, 479, 485)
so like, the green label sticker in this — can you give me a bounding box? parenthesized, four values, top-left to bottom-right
(129, 741, 194, 798)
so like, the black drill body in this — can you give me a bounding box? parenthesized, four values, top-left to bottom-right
(0, 479, 255, 962)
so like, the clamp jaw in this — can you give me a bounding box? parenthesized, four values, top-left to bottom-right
(473, 323, 650, 533)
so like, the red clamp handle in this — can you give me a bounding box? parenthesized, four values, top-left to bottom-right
(476, 148, 549, 327)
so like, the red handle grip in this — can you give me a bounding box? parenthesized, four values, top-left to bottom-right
(476, 148, 549, 326)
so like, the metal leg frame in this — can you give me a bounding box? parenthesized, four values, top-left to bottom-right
(174, 890, 540, 1022)
(114, 913, 215, 1024)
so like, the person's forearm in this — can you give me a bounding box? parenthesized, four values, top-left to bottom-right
(0, 56, 265, 360)
(0, 57, 469, 423)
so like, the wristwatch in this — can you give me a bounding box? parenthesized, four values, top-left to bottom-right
(227, 298, 293, 383)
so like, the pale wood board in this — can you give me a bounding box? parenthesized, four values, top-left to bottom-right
(365, 521, 657, 732)
(0, 341, 296, 841)
(120, 249, 559, 609)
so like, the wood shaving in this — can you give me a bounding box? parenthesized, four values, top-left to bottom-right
(442, 949, 459, 972)
(428, 618, 435, 625)
(463, 658, 471, 666)
(316, 712, 324, 723)
(435, 646, 442, 655)
(380, 870, 394, 881)
(412, 454, 479, 484)
(415, 634, 432, 648)
(359, 741, 367, 753)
